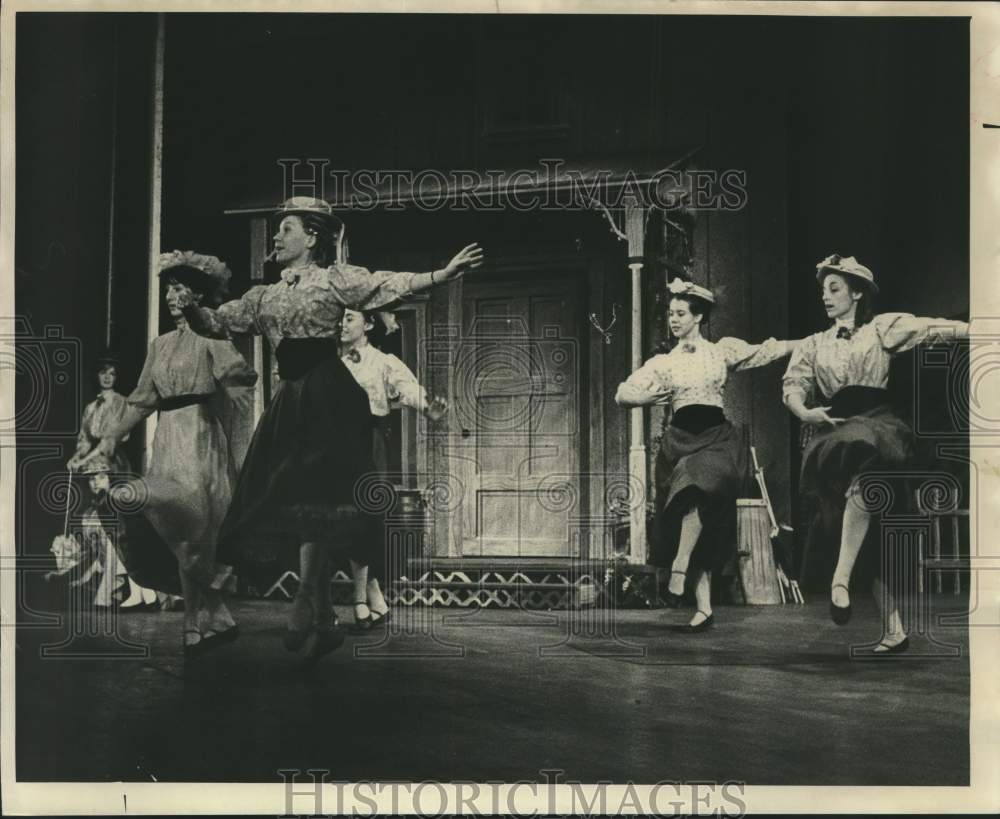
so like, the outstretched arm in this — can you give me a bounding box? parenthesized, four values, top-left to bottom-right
(721, 337, 804, 372)
(875, 313, 969, 354)
(332, 244, 485, 310)
(181, 287, 267, 340)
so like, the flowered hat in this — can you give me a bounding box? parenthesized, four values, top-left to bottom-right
(815, 254, 879, 295)
(158, 250, 232, 305)
(667, 277, 716, 304)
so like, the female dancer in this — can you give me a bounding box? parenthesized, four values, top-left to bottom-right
(615, 278, 799, 631)
(96, 251, 258, 656)
(69, 356, 132, 476)
(783, 254, 968, 654)
(67, 356, 157, 608)
(339, 308, 448, 632)
(177, 196, 482, 664)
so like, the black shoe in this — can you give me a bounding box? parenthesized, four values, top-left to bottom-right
(873, 636, 909, 655)
(370, 609, 392, 628)
(349, 601, 374, 634)
(829, 583, 852, 626)
(661, 570, 686, 608)
(681, 610, 714, 633)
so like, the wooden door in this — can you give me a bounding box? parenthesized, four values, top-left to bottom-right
(454, 272, 583, 556)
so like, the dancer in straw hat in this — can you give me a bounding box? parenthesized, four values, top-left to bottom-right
(616, 278, 801, 631)
(176, 196, 482, 666)
(783, 254, 968, 654)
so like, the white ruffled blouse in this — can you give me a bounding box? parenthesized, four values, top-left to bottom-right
(342, 344, 426, 417)
(782, 313, 968, 403)
(615, 336, 795, 410)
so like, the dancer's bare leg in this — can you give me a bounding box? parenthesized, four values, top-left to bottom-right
(367, 578, 389, 616)
(203, 587, 236, 634)
(831, 485, 872, 609)
(689, 569, 712, 627)
(314, 548, 336, 630)
(349, 559, 371, 621)
(178, 569, 203, 647)
(290, 542, 322, 634)
(668, 507, 703, 596)
(872, 576, 907, 650)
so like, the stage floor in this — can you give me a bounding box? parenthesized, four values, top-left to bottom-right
(15, 597, 970, 785)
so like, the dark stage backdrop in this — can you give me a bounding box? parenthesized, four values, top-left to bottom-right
(15, 12, 970, 587)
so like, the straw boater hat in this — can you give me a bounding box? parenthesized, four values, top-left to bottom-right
(158, 250, 233, 306)
(667, 277, 716, 304)
(815, 253, 879, 295)
(273, 196, 347, 264)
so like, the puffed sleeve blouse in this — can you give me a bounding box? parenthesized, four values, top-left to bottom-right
(184, 262, 419, 347)
(615, 336, 795, 410)
(127, 324, 258, 411)
(782, 313, 968, 404)
(342, 344, 427, 417)
(77, 391, 132, 454)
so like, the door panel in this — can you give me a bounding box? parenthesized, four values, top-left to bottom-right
(455, 272, 582, 556)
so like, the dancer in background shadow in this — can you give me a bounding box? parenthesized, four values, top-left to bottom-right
(339, 308, 448, 633)
(66, 355, 157, 609)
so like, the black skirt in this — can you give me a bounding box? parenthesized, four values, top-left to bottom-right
(216, 339, 382, 568)
(798, 386, 917, 589)
(649, 406, 747, 574)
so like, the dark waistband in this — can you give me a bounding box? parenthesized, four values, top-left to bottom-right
(670, 405, 726, 435)
(275, 338, 340, 380)
(824, 386, 891, 418)
(158, 394, 211, 412)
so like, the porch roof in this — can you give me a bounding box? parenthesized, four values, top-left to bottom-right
(222, 148, 702, 216)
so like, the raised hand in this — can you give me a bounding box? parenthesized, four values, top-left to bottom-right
(437, 243, 484, 282)
(425, 396, 449, 422)
(801, 406, 845, 427)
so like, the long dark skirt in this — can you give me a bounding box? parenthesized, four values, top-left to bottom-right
(798, 387, 917, 589)
(649, 417, 747, 575)
(216, 340, 383, 572)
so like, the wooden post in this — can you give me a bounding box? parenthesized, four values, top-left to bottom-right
(625, 202, 647, 565)
(142, 13, 165, 471)
(249, 216, 268, 424)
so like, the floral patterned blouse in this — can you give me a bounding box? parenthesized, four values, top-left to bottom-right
(186, 262, 419, 348)
(615, 336, 795, 410)
(782, 313, 968, 403)
(342, 344, 426, 417)
(127, 323, 258, 410)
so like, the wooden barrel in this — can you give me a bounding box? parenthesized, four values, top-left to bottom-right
(736, 499, 782, 605)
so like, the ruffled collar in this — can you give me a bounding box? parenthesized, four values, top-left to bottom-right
(672, 334, 706, 354)
(280, 263, 329, 288)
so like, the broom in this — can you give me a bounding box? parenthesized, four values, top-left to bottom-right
(750, 447, 804, 604)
